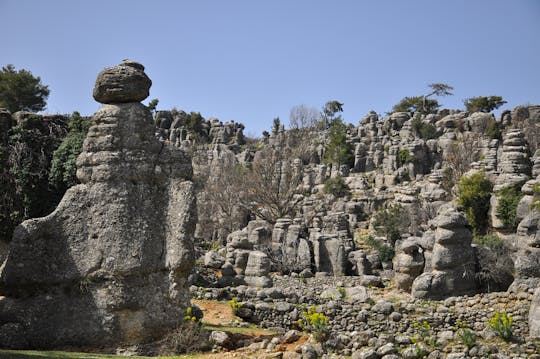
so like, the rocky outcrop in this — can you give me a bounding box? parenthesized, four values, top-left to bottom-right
(221, 220, 274, 287)
(411, 208, 476, 299)
(530, 287, 540, 338)
(0, 61, 196, 349)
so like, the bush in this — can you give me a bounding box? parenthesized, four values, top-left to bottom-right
(454, 321, 477, 349)
(496, 185, 523, 230)
(457, 172, 493, 237)
(297, 306, 330, 342)
(160, 307, 209, 354)
(398, 149, 414, 167)
(372, 203, 410, 244)
(487, 311, 513, 341)
(364, 236, 395, 262)
(228, 297, 243, 316)
(49, 112, 92, 191)
(474, 233, 505, 252)
(411, 116, 440, 140)
(324, 175, 351, 198)
(485, 118, 501, 139)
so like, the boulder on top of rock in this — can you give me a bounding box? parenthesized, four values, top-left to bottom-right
(0, 61, 195, 349)
(93, 60, 151, 104)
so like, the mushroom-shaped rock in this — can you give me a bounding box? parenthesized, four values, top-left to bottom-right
(93, 60, 151, 104)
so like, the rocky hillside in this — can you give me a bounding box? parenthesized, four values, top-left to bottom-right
(1, 64, 540, 356)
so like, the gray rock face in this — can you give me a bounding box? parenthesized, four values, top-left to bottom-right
(509, 211, 540, 291)
(93, 60, 151, 104)
(393, 238, 425, 291)
(411, 208, 476, 299)
(530, 287, 540, 338)
(0, 62, 195, 349)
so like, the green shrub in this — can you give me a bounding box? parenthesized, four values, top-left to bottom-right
(412, 320, 436, 349)
(49, 112, 92, 191)
(496, 185, 523, 230)
(457, 172, 493, 237)
(474, 233, 505, 252)
(364, 236, 395, 262)
(411, 116, 440, 140)
(398, 149, 414, 167)
(372, 203, 409, 244)
(228, 297, 243, 316)
(324, 175, 351, 198)
(297, 306, 330, 342)
(454, 320, 477, 349)
(486, 118, 501, 139)
(487, 311, 513, 341)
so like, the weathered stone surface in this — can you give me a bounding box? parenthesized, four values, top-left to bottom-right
(93, 60, 151, 104)
(0, 62, 195, 349)
(411, 208, 476, 299)
(393, 238, 425, 291)
(530, 287, 540, 338)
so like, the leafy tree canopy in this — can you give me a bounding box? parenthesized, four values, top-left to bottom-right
(320, 100, 344, 129)
(392, 96, 440, 114)
(49, 112, 92, 191)
(463, 96, 507, 113)
(0, 64, 50, 113)
(323, 118, 353, 167)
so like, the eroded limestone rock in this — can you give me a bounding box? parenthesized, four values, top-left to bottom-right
(0, 61, 195, 349)
(411, 207, 476, 299)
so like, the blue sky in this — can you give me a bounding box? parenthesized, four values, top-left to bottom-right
(1, 0, 539, 136)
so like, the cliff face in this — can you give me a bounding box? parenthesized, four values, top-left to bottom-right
(0, 61, 196, 349)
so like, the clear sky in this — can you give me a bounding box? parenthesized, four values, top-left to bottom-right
(1, 0, 539, 136)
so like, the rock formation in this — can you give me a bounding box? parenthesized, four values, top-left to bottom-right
(0, 60, 196, 349)
(411, 207, 476, 299)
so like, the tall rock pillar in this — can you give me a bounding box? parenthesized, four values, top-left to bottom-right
(0, 60, 196, 349)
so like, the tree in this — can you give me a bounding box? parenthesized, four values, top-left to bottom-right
(392, 96, 440, 114)
(49, 112, 92, 191)
(147, 98, 159, 114)
(323, 118, 353, 167)
(463, 96, 507, 113)
(0, 64, 50, 113)
(271, 117, 281, 135)
(392, 83, 453, 115)
(444, 134, 481, 189)
(289, 104, 319, 129)
(372, 203, 410, 245)
(423, 83, 453, 112)
(245, 148, 303, 224)
(1, 114, 68, 242)
(320, 100, 343, 129)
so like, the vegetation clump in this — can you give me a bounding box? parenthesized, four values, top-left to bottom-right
(49, 112, 92, 191)
(411, 115, 440, 140)
(324, 175, 351, 198)
(372, 203, 409, 244)
(463, 95, 506, 113)
(496, 185, 524, 230)
(297, 306, 330, 342)
(487, 311, 513, 341)
(228, 297, 243, 316)
(363, 236, 395, 262)
(457, 172, 493, 237)
(160, 307, 209, 355)
(0, 64, 50, 113)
